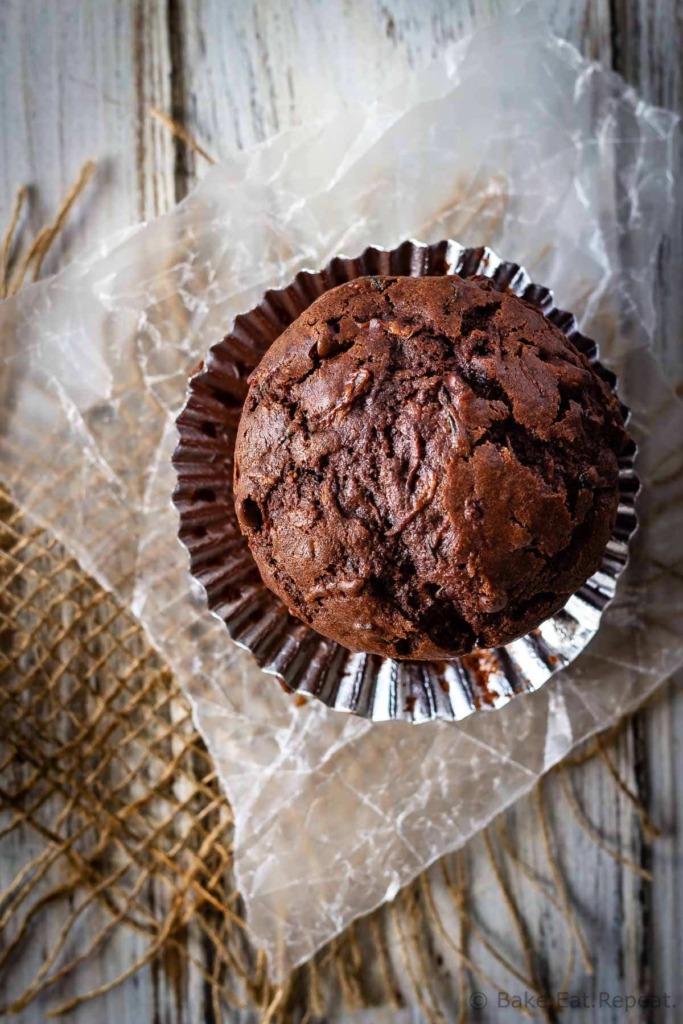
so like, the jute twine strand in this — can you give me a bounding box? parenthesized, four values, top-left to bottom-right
(390, 890, 445, 1024)
(596, 736, 662, 843)
(558, 768, 653, 882)
(483, 831, 553, 1024)
(2, 162, 96, 297)
(495, 815, 563, 913)
(434, 859, 539, 998)
(533, 782, 593, 976)
(408, 885, 452, 1024)
(0, 185, 27, 298)
(149, 107, 218, 166)
(368, 911, 403, 1010)
(454, 853, 469, 1024)
(422, 866, 536, 1018)
(0, 115, 668, 1022)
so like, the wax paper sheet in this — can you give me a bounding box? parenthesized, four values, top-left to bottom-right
(0, 6, 681, 977)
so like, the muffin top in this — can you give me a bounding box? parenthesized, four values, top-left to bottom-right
(233, 275, 627, 660)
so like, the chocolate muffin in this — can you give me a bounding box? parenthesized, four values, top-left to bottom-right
(234, 275, 627, 660)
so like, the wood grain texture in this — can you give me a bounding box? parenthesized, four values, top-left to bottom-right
(1, 1, 681, 1021)
(0, 0, 173, 273)
(607, 0, 683, 388)
(0, 4, 177, 1022)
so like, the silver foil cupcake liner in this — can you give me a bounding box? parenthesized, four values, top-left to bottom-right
(172, 239, 639, 723)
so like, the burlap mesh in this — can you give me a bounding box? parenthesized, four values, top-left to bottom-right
(0, 484, 406, 1019)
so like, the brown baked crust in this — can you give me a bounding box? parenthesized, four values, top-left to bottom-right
(233, 275, 627, 660)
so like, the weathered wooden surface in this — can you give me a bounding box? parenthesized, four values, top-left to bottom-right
(0, 1, 681, 1021)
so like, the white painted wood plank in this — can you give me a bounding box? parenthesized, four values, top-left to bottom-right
(0, 3, 179, 1024)
(180, 0, 517, 160)
(0, 0, 175, 277)
(642, 679, 683, 1019)
(611, 0, 683, 382)
(588, 1, 683, 1016)
(177, 0, 623, 169)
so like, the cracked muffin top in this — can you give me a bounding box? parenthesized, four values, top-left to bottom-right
(233, 274, 627, 660)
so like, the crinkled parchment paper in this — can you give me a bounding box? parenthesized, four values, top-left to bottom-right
(1, 6, 681, 977)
